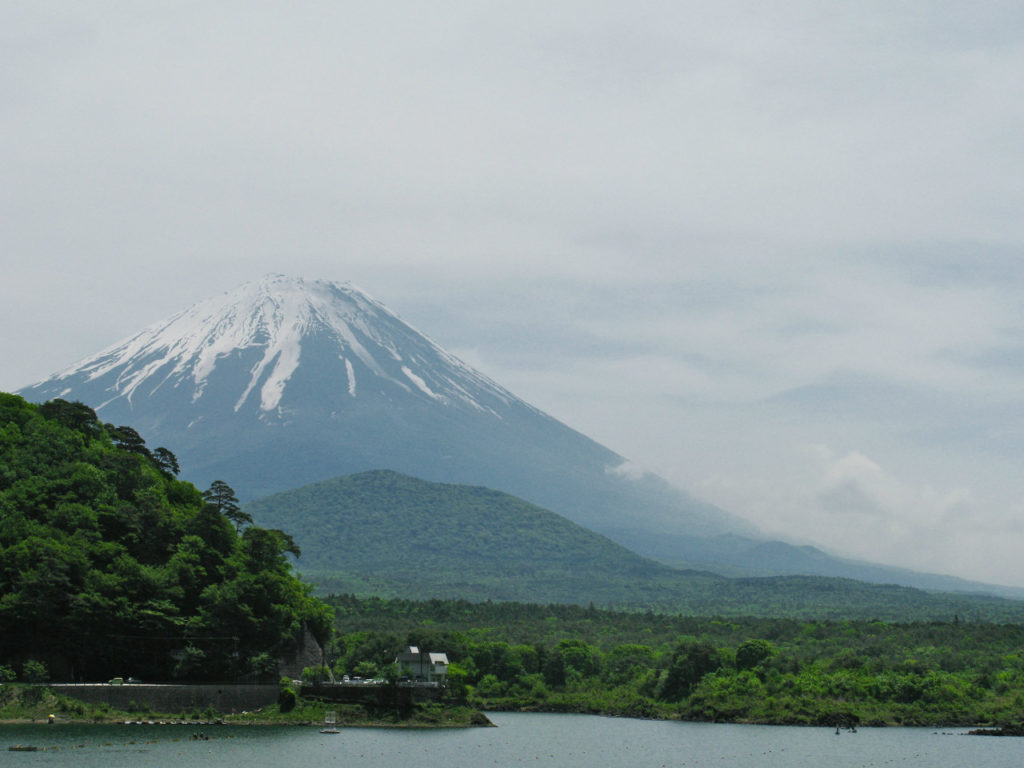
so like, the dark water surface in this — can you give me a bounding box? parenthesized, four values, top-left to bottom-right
(2, 712, 1020, 767)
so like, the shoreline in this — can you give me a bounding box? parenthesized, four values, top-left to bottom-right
(0, 717, 491, 728)
(0, 712, 1006, 731)
(1, 685, 1015, 732)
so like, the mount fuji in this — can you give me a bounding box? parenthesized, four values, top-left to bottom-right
(19, 274, 1024, 596)
(19, 275, 757, 553)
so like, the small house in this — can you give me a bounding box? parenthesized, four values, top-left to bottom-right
(394, 646, 449, 683)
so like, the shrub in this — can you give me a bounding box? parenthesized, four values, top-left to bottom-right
(302, 665, 331, 683)
(278, 678, 297, 713)
(248, 652, 278, 679)
(22, 660, 49, 683)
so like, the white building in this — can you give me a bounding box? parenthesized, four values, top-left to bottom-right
(394, 646, 449, 683)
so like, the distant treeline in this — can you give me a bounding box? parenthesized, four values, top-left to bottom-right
(323, 595, 1024, 727)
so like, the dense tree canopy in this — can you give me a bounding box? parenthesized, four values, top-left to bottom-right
(327, 596, 1024, 727)
(0, 394, 331, 682)
(250, 472, 1024, 622)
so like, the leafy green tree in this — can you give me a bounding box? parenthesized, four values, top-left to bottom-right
(735, 639, 777, 671)
(172, 644, 207, 679)
(38, 399, 101, 438)
(510, 644, 540, 675)
(302, 664, 332, 683)
(445, 661, 469, 697)
(247, 652, 279, 680)
(474, 673, 506, 697)
(659, 641, 723, 701)
(543, 647, 566, 688)
(353, 660, 379, 678)
(22, 659, 49, 683)
(557, 638, 602, 678)
(605, 644, 656, 686)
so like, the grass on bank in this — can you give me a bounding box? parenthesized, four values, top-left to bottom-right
(0, 684, 488, 727)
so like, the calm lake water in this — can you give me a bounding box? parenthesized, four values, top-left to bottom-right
(2, 713, 1020, 767)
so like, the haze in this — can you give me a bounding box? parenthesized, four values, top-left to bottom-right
(3, 2, 1023, 586)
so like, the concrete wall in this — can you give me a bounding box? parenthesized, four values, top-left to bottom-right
(50, 680, 446, 715)
(49, 683, 279, 713)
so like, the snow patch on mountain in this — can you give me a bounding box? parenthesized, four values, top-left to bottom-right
(343, 357, 356, 397)
(402, 365, 440, 400)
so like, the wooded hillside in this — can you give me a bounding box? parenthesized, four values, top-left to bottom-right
(249, 471, 1024, 622)
(0, 393, 331, 683)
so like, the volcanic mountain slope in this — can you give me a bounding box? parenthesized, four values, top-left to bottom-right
(19, 275, 756, 556)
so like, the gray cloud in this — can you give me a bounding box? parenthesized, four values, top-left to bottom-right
(3, 1, 1024, 584)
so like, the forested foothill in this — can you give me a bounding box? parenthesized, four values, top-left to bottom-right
(326, 596, 1024, 727)
(249, 470, 1024, 623)
(0, 393, 332, 684)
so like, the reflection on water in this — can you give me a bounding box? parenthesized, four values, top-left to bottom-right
(2, 713, 1020, 768)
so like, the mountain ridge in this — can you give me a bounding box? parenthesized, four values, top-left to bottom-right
(613, 530, 1024, 599)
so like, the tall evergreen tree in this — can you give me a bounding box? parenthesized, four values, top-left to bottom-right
(202, 479, 252, 532)
(107, 424, 152, 459)
(152, 446, 180, 477)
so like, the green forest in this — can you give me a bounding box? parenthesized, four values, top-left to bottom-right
(324, 596, 1024, 727)
(248, 470, 1024, 623)
(3, 391, 1023, 728)
(0, 393, 332, 683)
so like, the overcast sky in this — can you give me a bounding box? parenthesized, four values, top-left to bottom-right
(4, 1, 1024, 586)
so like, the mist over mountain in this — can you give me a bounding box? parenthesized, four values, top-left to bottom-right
(20, 274, 1019, 596)
(20, 275, 756, 552)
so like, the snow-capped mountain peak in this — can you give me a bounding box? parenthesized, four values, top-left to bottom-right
(30, 275, 518, 418)
(19, 274, 757, 551)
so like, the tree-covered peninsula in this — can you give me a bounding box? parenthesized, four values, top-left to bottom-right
(0, 393, 332, 684)
(327, 597, 1024, 728)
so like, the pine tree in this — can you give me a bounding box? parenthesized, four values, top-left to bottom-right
(202, 480, 252, 532)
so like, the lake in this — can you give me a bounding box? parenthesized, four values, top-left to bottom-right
(2, 713, 1019, 767)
